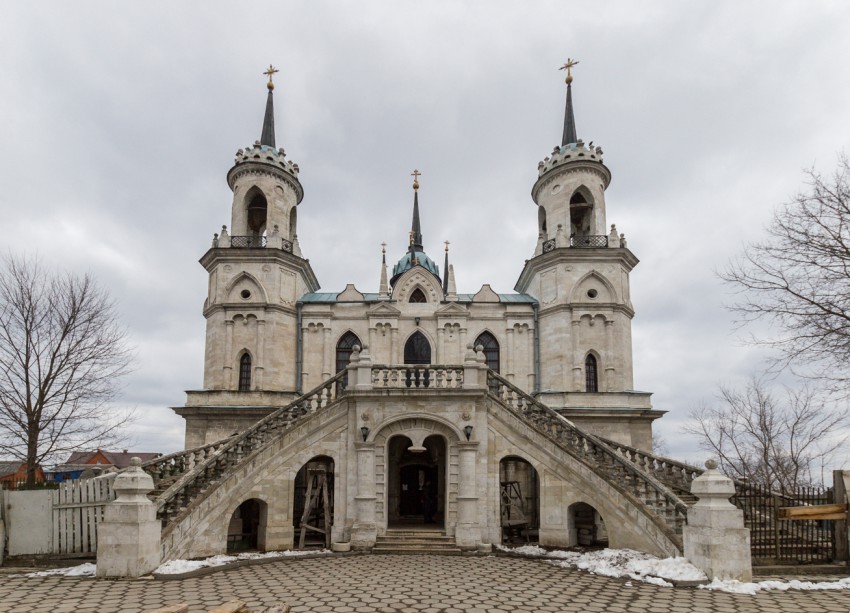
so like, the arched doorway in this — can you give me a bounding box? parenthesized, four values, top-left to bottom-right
(499, 456, 540, 544)
(226, 498, 266, 552)
(568, 502, 608, 547)
(387, 434, 446, 528)
(293, 456, 335, 549)
(336, 332, 361, 389)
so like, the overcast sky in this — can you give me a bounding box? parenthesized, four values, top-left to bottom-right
(2, 2, 849, 469)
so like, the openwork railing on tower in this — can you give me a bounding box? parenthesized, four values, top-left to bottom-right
(570, 235, 608, 248)
(485, 370, 689, 542)
(230, 235, 267, 248)
(142, 369, 347, 528)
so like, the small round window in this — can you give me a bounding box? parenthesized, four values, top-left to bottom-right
(586, 289, 598, 299)
(240, 289, 251, 300)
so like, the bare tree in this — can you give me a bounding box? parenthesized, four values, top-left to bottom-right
(683, 378, 849, 490)
(0, 255, 134, 486)
(722, 156, 850, 389)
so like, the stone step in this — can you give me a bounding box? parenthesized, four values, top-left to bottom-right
(375, 539, 458, 547)
(372, 546, 462, 556)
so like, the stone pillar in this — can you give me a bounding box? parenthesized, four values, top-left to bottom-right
(463, 344, 482, 389)
(255, 319, 266, 388)
(505, 326, 515, 381)
(604, 319, 615, 391)
(354, 345, 373, 391)
(455, 441, 481, 549)
(459, 327, 467, 358)
(96, 459, 161, 577)
(223, 320, 234, 388)
(526, 325, 535, 391)
(390, 327, 399, 364)
(351, 441, 377, 549)
(437, 326, 445, 363)
(683, 460, 752, 582)
(322, 326, 332, 379)
(571, 320, 582, 391)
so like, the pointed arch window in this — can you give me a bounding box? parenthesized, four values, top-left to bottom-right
(239, 353, 252, 391)
(475, 332, 500, 373)
(585, 354, 598, 393)
(246, 188, 268, 235)
(336, 331, 362, 388)
(409, 288, 427, 303)
(404, 331, 431, 365)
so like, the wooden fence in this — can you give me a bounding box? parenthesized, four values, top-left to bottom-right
(50, 475, 116, 555)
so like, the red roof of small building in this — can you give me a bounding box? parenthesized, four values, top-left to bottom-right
(62, 449, 161, 468)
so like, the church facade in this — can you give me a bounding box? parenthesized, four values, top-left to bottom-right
(164, 66, 675, 558)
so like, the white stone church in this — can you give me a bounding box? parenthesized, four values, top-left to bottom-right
(152, 66, 690, 561)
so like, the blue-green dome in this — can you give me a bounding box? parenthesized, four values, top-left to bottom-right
(391, 249, 440, 286)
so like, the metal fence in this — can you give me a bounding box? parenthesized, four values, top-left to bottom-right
(733, 483, 836, 565)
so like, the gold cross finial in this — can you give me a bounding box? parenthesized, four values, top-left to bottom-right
(411, 169, 421, 191)
(559, 58, 579, 84)
(264, 65, 279, 91)
(444, 240, 450, 253)
(381, 241, 387, 255)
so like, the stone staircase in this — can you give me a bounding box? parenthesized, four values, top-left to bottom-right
(372, 529, 462, 555)
(140, 370, 348, 528)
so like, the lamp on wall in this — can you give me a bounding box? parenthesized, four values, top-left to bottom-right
(463, 425, 473, 441)
(415, 317, 421, 326)
(360, 426, 369, 442)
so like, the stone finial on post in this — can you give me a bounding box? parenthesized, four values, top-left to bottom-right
(463, 343, 484, 389)
(683, 460, 752, 582)
(353, 345, 373, 390)
(96, 457, 161, 577)
(219, 225, 231, 248)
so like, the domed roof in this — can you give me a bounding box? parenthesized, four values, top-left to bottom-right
(391, 249, 440, 287)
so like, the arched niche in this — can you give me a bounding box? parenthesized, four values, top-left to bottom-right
(499, 456, 540, 544)
(293, 455, 335, 549)
(568, 501, 608, 547)
(226, 498, 267, 552)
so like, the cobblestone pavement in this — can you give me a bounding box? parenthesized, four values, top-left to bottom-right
(1, 555, 849, 613)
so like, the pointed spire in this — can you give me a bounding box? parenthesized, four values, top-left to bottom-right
(446, 264, 457, 302)
(260, 64, 279, 148)
(379, 242, 389, 299)
(409, 169, 423, 252)
(559, 58, 579, 146)
(442, 241, 450, 295)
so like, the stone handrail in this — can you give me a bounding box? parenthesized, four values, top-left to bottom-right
(370, 365, 465, 389)
(599, 437, 803, 504)
(142, 439, 233, 487)
(153, 370, 348, 526)
(486, 370, 689, 538)
(599, 438, 704, 494)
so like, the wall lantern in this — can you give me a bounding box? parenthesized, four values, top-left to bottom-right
(463, 425, 473, 441)
(360, 426, 370, 442)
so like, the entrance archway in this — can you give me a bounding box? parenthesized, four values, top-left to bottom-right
(499, 456, 540, 544)
(387, 434, 446, 528)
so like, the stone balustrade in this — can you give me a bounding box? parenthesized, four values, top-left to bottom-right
(370, 365, 465, 389)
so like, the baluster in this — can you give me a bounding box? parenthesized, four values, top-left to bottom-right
(435, 368, 444, 388)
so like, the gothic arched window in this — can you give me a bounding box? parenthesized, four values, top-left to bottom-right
(245, 188, 268, 235)
(585, 354, 598, 393)
(475, 332, 500, 373)
(409, 288, 427, 303)
(336, 332, 362, 374)
(404, 331, 431, 365)
(238, 353, 252, 391)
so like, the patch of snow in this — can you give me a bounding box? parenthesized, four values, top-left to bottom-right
(154, 549, 332, 575)
(701, 577, 850, 594)
(25, 563, 97, 577)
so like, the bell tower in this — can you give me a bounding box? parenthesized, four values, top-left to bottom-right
(515, 60, 661, 449)
(179, 66, 319, 447)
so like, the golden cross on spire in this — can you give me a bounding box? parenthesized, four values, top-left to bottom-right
(381, 241, 387, 255)
(411, 169, 421, 191)
(444, 240, 450, 252)
(559, 58, 579, 84)
(264, 64, 279, 91)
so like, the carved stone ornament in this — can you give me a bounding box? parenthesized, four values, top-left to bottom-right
(462, 412, 471, 421)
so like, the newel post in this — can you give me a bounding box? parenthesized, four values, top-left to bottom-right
(96, 458, 161, 577)
(683, 460, 752, 582)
